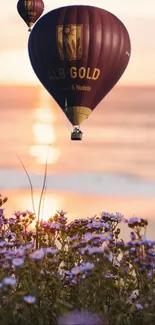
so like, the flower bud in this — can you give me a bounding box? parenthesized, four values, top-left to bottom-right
(3, 197, 8, 203)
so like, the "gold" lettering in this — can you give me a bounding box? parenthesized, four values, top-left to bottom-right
(92, 68, 100, 80)
(79, 67, 86, 79)
(70, 67, 77, 78)
(86, 67, 92, 79)
(48, 67, 101, 81)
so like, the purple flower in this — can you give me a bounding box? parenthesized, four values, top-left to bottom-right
(88, 246, 104, 254)
(84, 232, 95, 242)
(128, 217, 148, 227)
(58, 311, 103, 325)
(71, 266, 83, 275)
(16, 248, 27, 257)
(5, 231, 16, 240)
(67, 218, 90, 230)
(100, 211, 111, 219)
(71, 262, 94, 276)
(8, 218, 16, 225)
(116, 241, 125, 247)
(136, 303, 143, 309)
(2, 277, 17, 287)
(148, 296, 152, 301)
(148, 248, 155, 257)
(144, 240, 155, 247)
(2, 263, 10, 270)
(24, 295, 36, 304)
(107, 253, 113, 262)
(25, 243, 34, 250)
(81, 262, 94, 271)
(50, 222, 62, 230)
(104, 274, 116, 279)
(87, 220, 106, 229)
(30, 249, 45, 260)
(0, 219, 4, 227)
(12, 258, 24, 267)
(0, 241, 6, 247)
(111, 212, 124, 222)
(58, 216, 67, 223)
(79, 246, 89, 255)
(129, 292, 137, 301)
(7, 242, 15, 247)
(21, 211, 27, 217)
(41, 221, 50, 229)
(101, 232, 113, 241)
(147, 272, 152, 279)
(128, 217, 141, 225)
(14, 211, 21, 217)
(45, 247, 58, 255)
(71, 279, 77, 284)
(130, 232, 136, 241)
(0, 248, 6, 254)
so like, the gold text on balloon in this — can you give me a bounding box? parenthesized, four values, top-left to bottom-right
(48, 67, 100, 81)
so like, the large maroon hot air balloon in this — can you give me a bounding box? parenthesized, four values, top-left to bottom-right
(17, 0, 44, 32)
(28, 5, 131, 140)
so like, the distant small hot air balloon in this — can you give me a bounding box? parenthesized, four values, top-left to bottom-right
(17, 0, 44, 32)
(28, 5, 131, 140)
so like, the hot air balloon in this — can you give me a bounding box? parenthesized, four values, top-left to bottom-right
(28, 5, 131, 140)
(17, 0, 44, 32)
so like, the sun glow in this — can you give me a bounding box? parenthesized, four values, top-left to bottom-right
(19, 192, 63, 222)
(29, 88, 60, 164)
(32, 124, 56, 144)
(34, 108, 56, 123)
(29, 145, 60, 164)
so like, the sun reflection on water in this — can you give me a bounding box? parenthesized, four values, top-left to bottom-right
(34, 107, 55, 123)
(29, 88, 60, 165)
(29, 145, 60, 164)
(32, 124, 56, 144)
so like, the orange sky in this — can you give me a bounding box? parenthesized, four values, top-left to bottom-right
(0, 0, 155, 85)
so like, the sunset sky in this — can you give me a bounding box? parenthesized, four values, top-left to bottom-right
(1, 0, 155, 85)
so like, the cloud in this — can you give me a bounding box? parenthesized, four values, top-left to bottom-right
(1, 169, 155, 196)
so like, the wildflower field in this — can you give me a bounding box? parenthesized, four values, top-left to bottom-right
(0, 193, 155, 325)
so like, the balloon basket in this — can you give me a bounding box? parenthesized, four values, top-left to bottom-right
(71, 128, 83, 141)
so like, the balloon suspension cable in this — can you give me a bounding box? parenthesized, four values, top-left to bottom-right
(62, 98, 73, 135)
(65, 119, 73, 135)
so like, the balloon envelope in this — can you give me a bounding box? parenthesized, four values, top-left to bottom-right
(17, 0, 44, 30)
(28, 5, 131, 126)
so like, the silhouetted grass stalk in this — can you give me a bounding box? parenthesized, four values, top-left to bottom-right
(16, 146, 50, 249)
